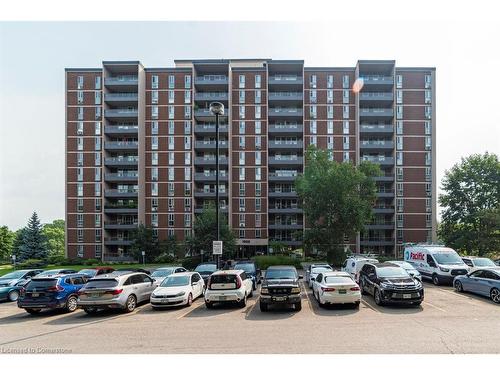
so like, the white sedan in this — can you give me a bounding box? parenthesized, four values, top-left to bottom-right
(312, 271, 361, 308)
(150, 272, 205, 309)
(308, 265, 334, 288)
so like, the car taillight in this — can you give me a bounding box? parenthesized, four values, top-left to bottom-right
(350, 286, 360, 291)
(110, 289, 123, 295)
(236, 277, 242, 289)
(47, 285, 64, 292)
(207, 278, 212, 290)
(321, 287, 336, 292)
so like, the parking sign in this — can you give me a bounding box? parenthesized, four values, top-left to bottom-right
(212, 241, 223, 255)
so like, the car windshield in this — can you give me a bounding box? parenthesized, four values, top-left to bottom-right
(324, 276, 353, 284)
(195, 264, 217, 272)
(152, 269, 174, 277)
(377, 267, 410, 278)
(233, 263, 255, 273)
(84, 280, 118, 289)
(160, 276, 190, 287)
(473, 258, 496, 267)
(312, 267, 332, 274)
(265, 269, 296, 279)
(433, 251, 464, 265)
(0, 271, 26, 279)
(79, 269, 97, 277)
(38, 270, 65, 276)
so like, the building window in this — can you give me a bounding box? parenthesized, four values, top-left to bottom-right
(239, 229, 245, 239)
(151, 167, 158, 182)
(342, 75, 350, 89)
(184, 214, 191, 227)
(95, 121, 101, 135)
(77, 198, 84, 212)
(239, 151, 245, 166)
(310, 89, 317, 103)
(152, 152, 158, 166)
(426, 214, 432, 227)
(342, 89, 349, 104)
(77, 75, 84, 89)
(310, 74, 317, 88)
(255, 74, 261, 88)
(77, 90, 83, 104)
(396, 167, 403, 181)
(95, 107, 101, 119)
(184, 198, 191, 212)
(151, 121, 158, 135)
(342, 105, 349, 119)
(239, 105, 245, 119)
(168, 75, 175, 89)
(77, 107, 84, 120)
(255, 214, 262, 227)
(94, 183, 100, 197)
(397, 229, 403, 242)
(426, 198, 431, 211)
(168, 121, 175, 135)
(425, 136, 432, 150)
(184, 90, 191, 104)
(239, 167, 245, 181)
(425, 74, 432, 89)
(239, 183, 245, 196)
(343, 136, 350, 150)
(396, 105, 403, 119)
(396, 90, 403, 104)
(343, 121, 349, 134)
(77, 152, 84, 167)
(327, 121, 334, 135)
(239, 90, 245, 104)
(396, 74, 403, 89)
(425, 167, 431, 181)
(184, 167, 191, 181)
(425, 121, 431, 135)
(255, 90, 261, 104)
(168, 106, 175, 119)
(425, 106, 432, 119)
(151, 136, 158, 150)
(397, 214, 403, 228)
(184, 120, 191, 135)
(396, 136, 403, 150)
(310, 120, 317, 134)
(94, 137, 101, 151)
(151, 106, 159, 119)
(255, 198, 261, 211)
(94, 91, 101, 105)
(94, 168, 100, 182)
(77, 137, 84, 151)
(396, 120, 403, 135)
(327, 105, 334, 119)
(239, 214, 245, 228)
(255, 151, 261, 165)
(327, 74, 334, 89)
(397, 198, 403, 212)
(168, 152, 174, 166)
(167, 167, 174, 181)
(184, 105, 191, 119)
(239, 75, 245, 89)
(95, 198, 101, 212)
(95, 229, 101, 242)
(310, 136, 317, 146)
(151, 198, 158, 212)
(425, 152, 432, 166)
(94, 152, 100, 166)
(151, 213, 158, 227)
(396, 152, 403, 165)
(184, 136, 191, 150)
(185, 152, 191, 165)
(255, 136, 261, 149)
(255, 182, 261, 197)
(151, 90, 159, 104)
(397, 183, 403, 196)
(327, 136, 334, 150)
(239, 136, 245, 149)
(152, 75, 159, 89)
(255, 167, 262, 181)
(343, 152, 349, 162)
(310, 105, 317, 119)
(239, 198, 245, 212)
(255, 106, 261, 119)
(255, 229, 261, 238)
(168, 136, 175, 150)
(95, 245, 102, 258)
(77, 122, 84, 135)
(238, 121, 245, 135)
(151, 182, 158, 196)
(426, 183, 432, 195)
(77, 213, 84, 227)
(255, 121, 261, 135)
(184, 75, 191, 89)
(168, 182, 174, 196)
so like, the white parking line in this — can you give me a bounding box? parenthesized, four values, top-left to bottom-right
(361, 298, 381, 313)
(175, 301, 203, 319)
(422, 301, 446, 312)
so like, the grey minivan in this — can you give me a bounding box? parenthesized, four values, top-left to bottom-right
(77, 272, 157, 313)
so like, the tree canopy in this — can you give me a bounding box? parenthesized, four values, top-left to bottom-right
(17, 212, 48, 262)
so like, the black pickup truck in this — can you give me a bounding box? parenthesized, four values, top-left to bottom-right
(259, 266, 302, 312)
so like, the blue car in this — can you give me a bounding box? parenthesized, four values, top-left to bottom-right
(454, 268, 500, 304)
(18, 273, 89, 314)
(0, 269, 44, 302)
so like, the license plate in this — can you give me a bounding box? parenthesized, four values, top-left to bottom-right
(90, 293, 101, 298)
(273, 296, 286, 301)
(403, 294, 411, 299)
(31, 293, 39, 297)
(161, 299, 169, 303)
(339, 289, 347, 294)
(219, 296, 227, 301)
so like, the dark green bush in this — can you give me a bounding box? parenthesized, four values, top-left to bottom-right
(17, 258, 47, 268)
(154, 253, 176, 264)
(181, 256, 202, 270)
(83, 258, 101, 266)
(47, 255, 67, 265)
(252, 255, 303, 270)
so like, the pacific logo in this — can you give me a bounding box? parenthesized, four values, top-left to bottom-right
(409, 252, 425, 261)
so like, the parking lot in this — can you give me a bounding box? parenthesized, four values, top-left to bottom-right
(0, 279, 499, 354)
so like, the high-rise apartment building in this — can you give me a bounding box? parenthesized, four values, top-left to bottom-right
(65, 59, 436, 261)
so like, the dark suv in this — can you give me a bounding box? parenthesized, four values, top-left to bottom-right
(358, 262, 424, 306)
(232, 260, 262, 290)
(260, 266, 302, 312)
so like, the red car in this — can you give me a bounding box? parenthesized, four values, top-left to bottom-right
(78, 267, 115, 278)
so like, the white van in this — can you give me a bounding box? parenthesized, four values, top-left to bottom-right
(341, 256, 379, 282)
(403, 244, 469, 285)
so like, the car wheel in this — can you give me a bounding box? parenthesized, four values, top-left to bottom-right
(354, 301, 360, 309)
(205, 301, 214, 309)
(239, 293, 247, 308)
(249, 288, 254, 298)
(432, 274, 440, 286)
(374, 289, 383, 306)
(84, 307, 98, 314)
(318, 297, 325, 308)
(259, 302, 268, 312)
(454, 280, 463, 292)
(66, 296, 78, 313)
(359, 279, 367, 295)
(8, 290, 19, 302)
(294, 301, 302, 312)
(252, 281, 257, 291)
(186, 293, 193, 307)
(490, 288, 500, 304)
(124, 295, 137, 313)
(25, 308, 41, 315)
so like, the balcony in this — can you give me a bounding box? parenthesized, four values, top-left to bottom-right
(104, 125, 138, 135)
(376, 189, 395, 198)
(104, 205, 138, 214)
(194, 108, 229, 121)
(268, 92, 303, 103)
(194, 75, 228, 88)
(372, 173, 395, 182)
(104, 156, 139, 167)
(359, 92, 393, 104)
(104, 108, 138, 119)
(194, 140, 228, 150)
(268, 108, 303, 118)
(373, 206, 395, 214)
(194, 190, 228, 198)
(104, 189, 138, 198)
(268, 75, 303, 88)
(194, 172, 228, 182)
(104, 221, 138, 230)
(104, 141, 138, 151)
(359, 140, 394, 150)
(364, 222, 395, 230)
(104, 93, 138, 105)
(360, 124, 394, 135)
(360, 238, 395, 246)
(268, 207, 303, 214)
(194, 156, 228, 166)
(268, 223, 303, 230)
(268, 239, 302, 247)
(361, 156, 394, 165)
(268, 172, 299, 181)
(359, 75, 394, 90)
(268, 140, 303, 150)
(268, 190, 298, 198)
(194, 92, 228, 102)
(269, 124, 303, 135)
(104, 238, 134, 246)
(268, 156, 303, 165)
(105, 172, 138, 182)
(359, 108, 393, 120)
(194, 206, 228, 214)
(104, 75, 138, 89)
(194, 124, 229, 134)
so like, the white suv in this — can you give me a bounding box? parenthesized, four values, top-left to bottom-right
(204, 270, 253, 308)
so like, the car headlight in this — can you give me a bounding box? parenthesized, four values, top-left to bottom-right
(261, 287, 269, 295)
(175, 291, 185, 297)
(380, 282, 393, 289)
(439, 267, 449, 272)
(291, 287, 301, 294)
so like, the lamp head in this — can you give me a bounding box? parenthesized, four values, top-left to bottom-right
(209, 102, 225, 116)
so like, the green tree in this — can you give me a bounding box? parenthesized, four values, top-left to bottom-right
(296, 146, 380, 264)
(0, 226, 16, 261)
(439, 152, 500, 256)
(185, 203, 236, 260)
(42, 219, 65, 257)
(18, 212, 48, 262)
(129, 224, 161, 263)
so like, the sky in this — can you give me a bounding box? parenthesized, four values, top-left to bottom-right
(1, 17, 499, 229)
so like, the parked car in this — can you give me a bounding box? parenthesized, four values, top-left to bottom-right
(386, 261, 422, 281)
(232, 260, 261, 290)
(78, 267, 115, 278)
(358, 262, 424, 306)
(308, 264, 334, 288)
(461, 257, 499, 272)
(116, 268, 151, 275)
(77, 272, 157, 314)
(341, 256, 379, 282)
(150, 272, 205, 308)
(404, 244, 468, 285)
(312, 271, 361, 308)
(494, 259, 500, 266)
(17, 273, 89, 314)
(204, 270, 253, 308)
(305, 263, 331, 285)
(0, 269, 44, 302)
(454, 269, 500, 304)
(150, 266, 188, 285)
(194, 262, 218, 284)
(36, 269, 77, 277)
(260, 266, 302, 312)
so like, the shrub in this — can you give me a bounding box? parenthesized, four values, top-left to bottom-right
(182, 256, 202, 270)
(17, 258, 47, 268)
(154, 253, 177, 264)
(252, 255, 303, 270)
(83, 258, 101, 266)
(47, 255, 67, 265)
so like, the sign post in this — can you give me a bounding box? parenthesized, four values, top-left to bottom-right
(141, 251, 145, 266)
(212, 241, 223, 268)
(12, 254, 16, 270)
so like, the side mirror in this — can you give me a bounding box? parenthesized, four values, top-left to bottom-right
(298, 275, 303, 279)
(310, 276, 316, 282)
(192, 282, 197, 286)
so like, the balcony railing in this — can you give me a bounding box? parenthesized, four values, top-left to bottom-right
(104, 108, 138, 117)
(104, 125, 139, 134)
(104, 93, 138, 101)
(361, 156, 394, 165)
(104, 141, 139, 150)
(360, 124, 394, 133)
(268, 108, 303, 116)
(268, 92, 303, 100)
(359, 75, 394, 84)
(359, 108, 394, 117)
(194, 92, 228, 100)
(105, 75, 138, 84)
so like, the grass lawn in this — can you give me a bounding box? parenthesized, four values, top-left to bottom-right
(0, 263, 179, 277)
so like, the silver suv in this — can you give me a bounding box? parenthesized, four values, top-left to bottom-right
(77, 272, 157, 313)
